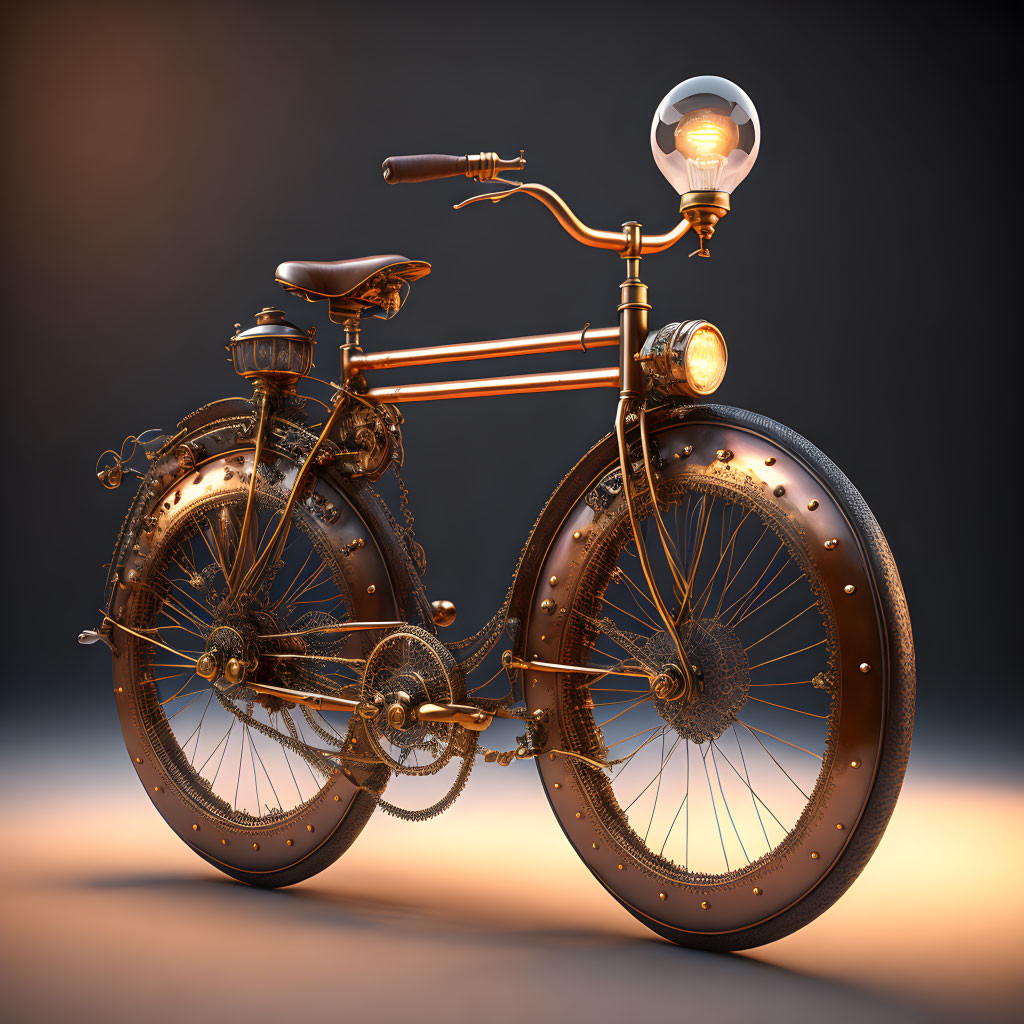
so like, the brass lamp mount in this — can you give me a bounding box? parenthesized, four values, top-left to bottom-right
(679, 190, 731, 258)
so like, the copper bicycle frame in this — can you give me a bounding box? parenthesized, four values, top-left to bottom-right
(228, 185, 702, 704)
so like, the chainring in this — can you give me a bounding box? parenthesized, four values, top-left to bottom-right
(360, 625, 466, 776)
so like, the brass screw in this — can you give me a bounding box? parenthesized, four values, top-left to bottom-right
(306, 825, 315, 833)
(659, 892, 667, 901)
(851, 760, 861, 768)
(716, 449, 733, 462)
(807, 500, 819, 511)
(824, 538, 838, 550)
(753, 887, 762, 896)
(765, 457, 776, 466)
(859, 662, 871, 673)
(700, 900, 710, 910)
(836, 823, 844, 830)
(553, 782, 561, 790)
(572, 530, 583, 541)
(811, 851, 820, 860)
(192, 824, 199, 832)
(366, 584, 376, 594)
(617, 864, 625, 871)
(773, 485, 786, 497)
(844, 584, 856, 594)
(286, 839, 294, 846)
(540, 599, 556, 615)
(252, 842, 259, 850)
(549, 575, 558, 586)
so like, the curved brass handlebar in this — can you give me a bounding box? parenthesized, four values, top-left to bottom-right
(454, 183, 691, 256)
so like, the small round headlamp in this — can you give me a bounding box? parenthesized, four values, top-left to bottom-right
(639, 321, 728, 397)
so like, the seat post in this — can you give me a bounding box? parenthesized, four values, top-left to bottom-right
(340, 317, 362, 383)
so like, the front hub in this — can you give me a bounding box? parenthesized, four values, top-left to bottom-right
(646, 618, 750, 743)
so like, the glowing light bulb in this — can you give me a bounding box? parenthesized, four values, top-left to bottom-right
(683, 326, 727, 394)
(651, 77, 760, 197)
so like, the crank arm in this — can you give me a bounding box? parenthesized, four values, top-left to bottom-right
(236, 680, 494, 732)
(413, 702, 493, 732)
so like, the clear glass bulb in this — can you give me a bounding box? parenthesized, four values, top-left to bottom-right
(651, 76, 760, 195)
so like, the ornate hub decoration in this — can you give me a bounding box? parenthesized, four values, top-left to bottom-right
(647, 618, 750, 743)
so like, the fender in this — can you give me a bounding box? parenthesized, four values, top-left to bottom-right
(102, 396, 434, 630)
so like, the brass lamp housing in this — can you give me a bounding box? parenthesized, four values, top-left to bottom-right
(228, 307, 315, 392)
(638, 320, 728, 397)
(679, 190, 730, 257)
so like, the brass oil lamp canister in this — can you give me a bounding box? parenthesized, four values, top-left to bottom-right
(228, 307, 315, 392)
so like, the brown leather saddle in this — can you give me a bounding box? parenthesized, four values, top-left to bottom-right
(275, 254, 431, 323)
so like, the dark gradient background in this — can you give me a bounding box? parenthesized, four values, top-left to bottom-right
(2, 2, 1021, 1022)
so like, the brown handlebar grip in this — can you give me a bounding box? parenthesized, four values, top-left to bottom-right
(381, 154, 468, 183)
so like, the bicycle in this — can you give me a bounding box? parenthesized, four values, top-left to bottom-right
(81, 76, 915, 951)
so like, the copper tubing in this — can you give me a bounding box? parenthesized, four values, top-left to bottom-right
(454, 183, 693, 255)
(348, 326, 619, 372)
(365, 366, 619, 404)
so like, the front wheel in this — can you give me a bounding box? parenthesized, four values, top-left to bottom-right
(524, 405, 914, 950)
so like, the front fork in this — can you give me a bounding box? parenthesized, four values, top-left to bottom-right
(616, 249, 697, 702)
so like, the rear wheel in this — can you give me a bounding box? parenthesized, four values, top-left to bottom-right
(525, 406, 914, 949)
(107, 416, 407, 886)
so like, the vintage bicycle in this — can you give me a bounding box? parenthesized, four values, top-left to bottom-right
(81, 76, 914, 950)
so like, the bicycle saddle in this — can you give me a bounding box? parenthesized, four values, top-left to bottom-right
(275, 254, 431, 323)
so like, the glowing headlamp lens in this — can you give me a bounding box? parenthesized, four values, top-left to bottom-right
(683, 326, 727, 394)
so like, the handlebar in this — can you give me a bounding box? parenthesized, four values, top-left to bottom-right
(382, 151, 526, 184)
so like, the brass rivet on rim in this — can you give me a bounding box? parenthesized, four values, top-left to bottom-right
(765, 457, 776, 466)
(811, 851, 820, 859)
(859, 662, 871, 673)
(824, 538, 838, 550)
(549, 575, 558, 586)
(553, 782, 561, 789)
(153, 786, 161, 793)
(366, 584, 375, 594)
(572, 530, 582, 540)
(221, 839, 227, 845)
(575, 811, 582, 819)
(851, 760, 861, 768)
(700, 900, 710, 910)
(135, 757, 142, 764)
(836, 823, 844, 830)
(253, 842, 259, 850)
(333, 794, 340, 801)
(617, 864, 625, 871)
(844, 584, 856, 594)
(753, 887, 762, 896)
(807, 500, 819, 511)
(286, 839, 294, 846)
(307, 825, 315, 833)
(192, 824, 199, 831)
(659, 892, 667, 901)
(716, 449, 733, 462)
(773, 485, 786, 497)
(592, 842, 598, 849)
